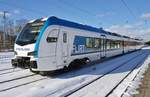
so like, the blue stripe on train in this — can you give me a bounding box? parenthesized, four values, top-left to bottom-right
(34, 20, 50, 58)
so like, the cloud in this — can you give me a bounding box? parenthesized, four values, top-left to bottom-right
(106, 25, 133, 36)
(13, 9, 20, 14)
(141, 13, 150, 19)
(106, 22, 150, 41)
(0, 9, 20, 18)
(0, 9, 20, 17)
(96, 12, 115, 18)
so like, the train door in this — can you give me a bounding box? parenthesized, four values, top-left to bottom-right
(101, 35, 106, 58)
(62, 31, 68, 64)
(46, 29, 59, 57)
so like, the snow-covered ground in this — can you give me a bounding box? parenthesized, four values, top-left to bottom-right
(0, 47, 150, 97)
(0, 52, 14, 70)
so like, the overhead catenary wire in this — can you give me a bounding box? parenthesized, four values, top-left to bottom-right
(0, 0, 98, 26)
(1, 0, 95, 19)
(0, 1, 48, 17)
(56, 0, 96, 16)
(55, 0, 104, 27)
(120, 0, 137, 19)
(121, 0, 149, 27)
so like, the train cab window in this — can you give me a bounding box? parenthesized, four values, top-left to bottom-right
(63, 33, 67, 43)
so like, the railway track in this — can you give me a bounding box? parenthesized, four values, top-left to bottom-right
(0, 68, 22, 75)
(0, 68, 15, 72)
(61, 50, 147, 97)
(105, 52, 148, 97)
(0, 50, 148, 97)
(0, 64, 48, 92)
(0, 77, 47, 92)
(0, 73, 47, 92)
(0, 73, 36, 84)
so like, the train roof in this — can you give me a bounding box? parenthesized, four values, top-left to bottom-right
(45, 16, 107, 34)
(30, 16, 141, 41)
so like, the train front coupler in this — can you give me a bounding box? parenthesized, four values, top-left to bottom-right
(11, 57, 30, 68)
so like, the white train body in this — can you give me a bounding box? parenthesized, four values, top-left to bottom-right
(12, 16, 144, 72)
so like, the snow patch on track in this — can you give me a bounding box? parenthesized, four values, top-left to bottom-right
(121, 54, 150, 97)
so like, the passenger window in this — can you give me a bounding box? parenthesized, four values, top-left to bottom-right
(94, 38, 100, 48)
(47, 37, 57, 42)
(86, 37, 93, 48)
(63, 33, 67, 43)
(107, 40, 111, 49)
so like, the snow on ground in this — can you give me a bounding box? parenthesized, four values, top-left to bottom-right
(0, 68, 21, 75)
(0, 69, 32, 83)
(0, 48, 150, 97)
(0, 52, 14, 70)
(68, 49, 150, 97)
(122, 48, 150, 97)
(108, 48, 150, 97)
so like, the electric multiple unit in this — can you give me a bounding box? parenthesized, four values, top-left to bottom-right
(11, 16, 144, 73)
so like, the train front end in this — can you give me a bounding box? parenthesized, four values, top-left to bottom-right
(11, 18, 46, 68)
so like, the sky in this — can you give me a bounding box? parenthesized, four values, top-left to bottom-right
(0, 0, 150, 41)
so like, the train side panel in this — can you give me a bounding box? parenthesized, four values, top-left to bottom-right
(35, 25, 61, 71)
(32, 25, 143, 72)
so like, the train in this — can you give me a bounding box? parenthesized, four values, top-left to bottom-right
(11, 16, 144, 74)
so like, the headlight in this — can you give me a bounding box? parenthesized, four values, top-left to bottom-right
(28, 51, 37, 56)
